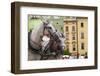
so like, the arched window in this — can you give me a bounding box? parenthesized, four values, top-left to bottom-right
(66, 34, 69, 40)
(73, 44, 76, 51)
(72, 34, 75, 40)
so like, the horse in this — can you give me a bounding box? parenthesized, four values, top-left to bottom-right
(28, 21, 65, 60)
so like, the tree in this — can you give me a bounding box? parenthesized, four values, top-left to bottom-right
(63, 49, 71, 55)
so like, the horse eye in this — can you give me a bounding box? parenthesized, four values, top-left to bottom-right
(48, 27, 52, 29)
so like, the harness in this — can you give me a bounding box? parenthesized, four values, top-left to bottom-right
(28, 25, 61, 60)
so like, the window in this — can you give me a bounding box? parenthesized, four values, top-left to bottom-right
(73, 44, 76, 51)
(72, 34, 75, 40)
(72, 26, 75, 31)
(66, 26, 68, 31)
(66, 34, 69, 40)
(66, 22, 68, 24)
(81, 43, 84, 50)
(81, 32, 84, 39)
(66, 44, 69, 50)
(81, 22, 84, 27)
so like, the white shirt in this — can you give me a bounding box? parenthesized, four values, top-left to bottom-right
(42, 36, 50, 42)
(41, 36, 50, 51)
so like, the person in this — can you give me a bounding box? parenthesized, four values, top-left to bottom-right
(41, 35, 50, 52)
(41, 27, 50, 54)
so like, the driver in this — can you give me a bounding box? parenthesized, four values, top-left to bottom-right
(41, 28, 50, 54)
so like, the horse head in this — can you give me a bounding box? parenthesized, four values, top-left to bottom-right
(43, 21, 65, 55)
(29, 20, 65, 59)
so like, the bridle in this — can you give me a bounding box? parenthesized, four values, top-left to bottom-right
(29, 23, 63, 60)
(44, 26, 61, 43)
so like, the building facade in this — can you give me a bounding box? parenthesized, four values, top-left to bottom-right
(64, 17, 88, 56)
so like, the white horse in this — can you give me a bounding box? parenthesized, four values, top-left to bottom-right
(28, 21, 65, 60)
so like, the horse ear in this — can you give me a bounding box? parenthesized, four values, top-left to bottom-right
(43, 22, 47, 27)
(44, 20, 50, 24)
(43, 20, 50, 27)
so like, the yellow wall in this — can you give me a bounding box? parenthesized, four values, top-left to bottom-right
(64, 17, 88, 55)
(77, 17, 88, 55)
(64, 20, 78, 53)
